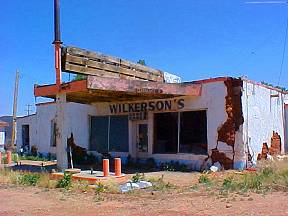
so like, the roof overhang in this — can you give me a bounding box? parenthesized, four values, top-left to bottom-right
(34, 75, 202, 104)
(0, 121, 8, 128)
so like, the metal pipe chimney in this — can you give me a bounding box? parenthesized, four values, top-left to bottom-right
(53, 0, 62, 87)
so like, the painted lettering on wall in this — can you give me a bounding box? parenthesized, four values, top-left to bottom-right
(109, 99, 185, 114)
(135, 88, 163, 94)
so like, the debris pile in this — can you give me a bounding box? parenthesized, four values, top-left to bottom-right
(119, 180, 152, 193)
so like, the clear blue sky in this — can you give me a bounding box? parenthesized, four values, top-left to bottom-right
(1, 0, 288, 116)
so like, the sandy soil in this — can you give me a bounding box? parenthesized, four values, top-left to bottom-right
(0, 181, 288, 216)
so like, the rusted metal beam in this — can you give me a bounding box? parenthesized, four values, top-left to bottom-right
(52, 0, 62, 88)
(34, 80, 87, 97)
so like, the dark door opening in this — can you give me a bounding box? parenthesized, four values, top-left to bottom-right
(22, 125, 30, 152)
(137, 124, 148, 152)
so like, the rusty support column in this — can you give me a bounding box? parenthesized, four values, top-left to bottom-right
(53, 0, 62, 87)
(114, 158, 121, 176)
(103, 159, 109, 177)
(56, 93, 68, 170)
(54, 42, 61, 87)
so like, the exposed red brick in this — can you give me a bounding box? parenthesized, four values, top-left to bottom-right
(217, 78, 244, 146)
(258, 132, 282, 160)
(214, 78, 244, 169)
(67, 133, 87, 166)
(270, 131, 281, 155)
(257, 143, 269, 160)
(211, 148, 233, 170)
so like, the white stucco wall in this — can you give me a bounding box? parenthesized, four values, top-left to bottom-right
(17, 80, 241, 170)
(242, 81, 286, 164)
(16, 114, 37, 152)
(93, 80, 230, 169)
(285, 105, 288, 151)
(36, 104, 57, 154)
(16, 102, 97, 155)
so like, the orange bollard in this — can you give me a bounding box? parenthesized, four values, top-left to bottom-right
(6, 151, 12, 165)
(114, 158, 121, 177)
(103, 159, 109, 177)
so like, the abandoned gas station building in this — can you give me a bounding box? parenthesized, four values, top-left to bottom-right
(16, 47, 288, 171)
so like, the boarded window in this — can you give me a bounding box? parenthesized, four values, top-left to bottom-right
(109, 116, 129, 152)
(154, 112, 178, 154)
(90, 115, 129, 153)
(179, 111, 207, 154)
(90, 116, 109, 152)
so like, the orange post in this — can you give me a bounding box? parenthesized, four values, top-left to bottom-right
(103, 159, 109, 177)
(6, 151, 12, 165)
(114, 158, 122, 176)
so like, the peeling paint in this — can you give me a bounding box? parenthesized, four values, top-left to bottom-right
(213, 78, 244, 169)
(211, 148, 233, 170)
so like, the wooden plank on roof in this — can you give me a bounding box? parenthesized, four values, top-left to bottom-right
(65, 55, 162, 81)
(62, 46, 165, 82)
(87, 75, 202, 96)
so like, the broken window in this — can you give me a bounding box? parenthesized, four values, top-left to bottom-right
(90, 115, 129, 153)
(179, 111, 207, 154)
(153, 111, 207, 155)
(109, 116, 129, 152)
(90, 116, 109, 152)
(154, 112, 178, 154)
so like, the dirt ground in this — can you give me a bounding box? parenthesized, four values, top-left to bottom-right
(1, 171, 288, 216)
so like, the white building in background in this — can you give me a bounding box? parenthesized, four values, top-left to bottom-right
(17, 77, 288, 170)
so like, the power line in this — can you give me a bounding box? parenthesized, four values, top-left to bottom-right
(25, 104, 33, 116)
(278, 17, 288, 85)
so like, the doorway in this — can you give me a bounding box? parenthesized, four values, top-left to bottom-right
(136, 123, 148, 154)
(22, 125, 30, 152)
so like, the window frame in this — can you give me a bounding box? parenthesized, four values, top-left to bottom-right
(89, 115, 129, 153)
(153, 110, 208, 155)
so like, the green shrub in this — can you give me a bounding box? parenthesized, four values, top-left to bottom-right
(19, 155, 47, 161)
(161, 162, 175, 171)
(18, 173, 40, 186)
(198, 174, 211, 184)
(221, 176, 240, 192)
(160, 161, 188, 172)
(149, 176, 174, 191)
(131, 173, 145, 183)
(95, 182, 106, 194)
(146, 157, 156, 169)
(57, 173, 72, 189)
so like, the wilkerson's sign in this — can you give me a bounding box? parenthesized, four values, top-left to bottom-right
(109, 98, 185, 114)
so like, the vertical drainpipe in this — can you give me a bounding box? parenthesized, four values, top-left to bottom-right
(53, 0, 62, 88)
(245, 82, 249, 168)
(281, 94, 287, 153)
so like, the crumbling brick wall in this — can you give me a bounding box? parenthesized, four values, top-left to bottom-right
(211, 78, 244, 169)
(257, 131, 281, 160)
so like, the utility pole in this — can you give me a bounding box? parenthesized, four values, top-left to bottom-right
(25, 104, 33, 116)
(11, 70, 19, 150)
